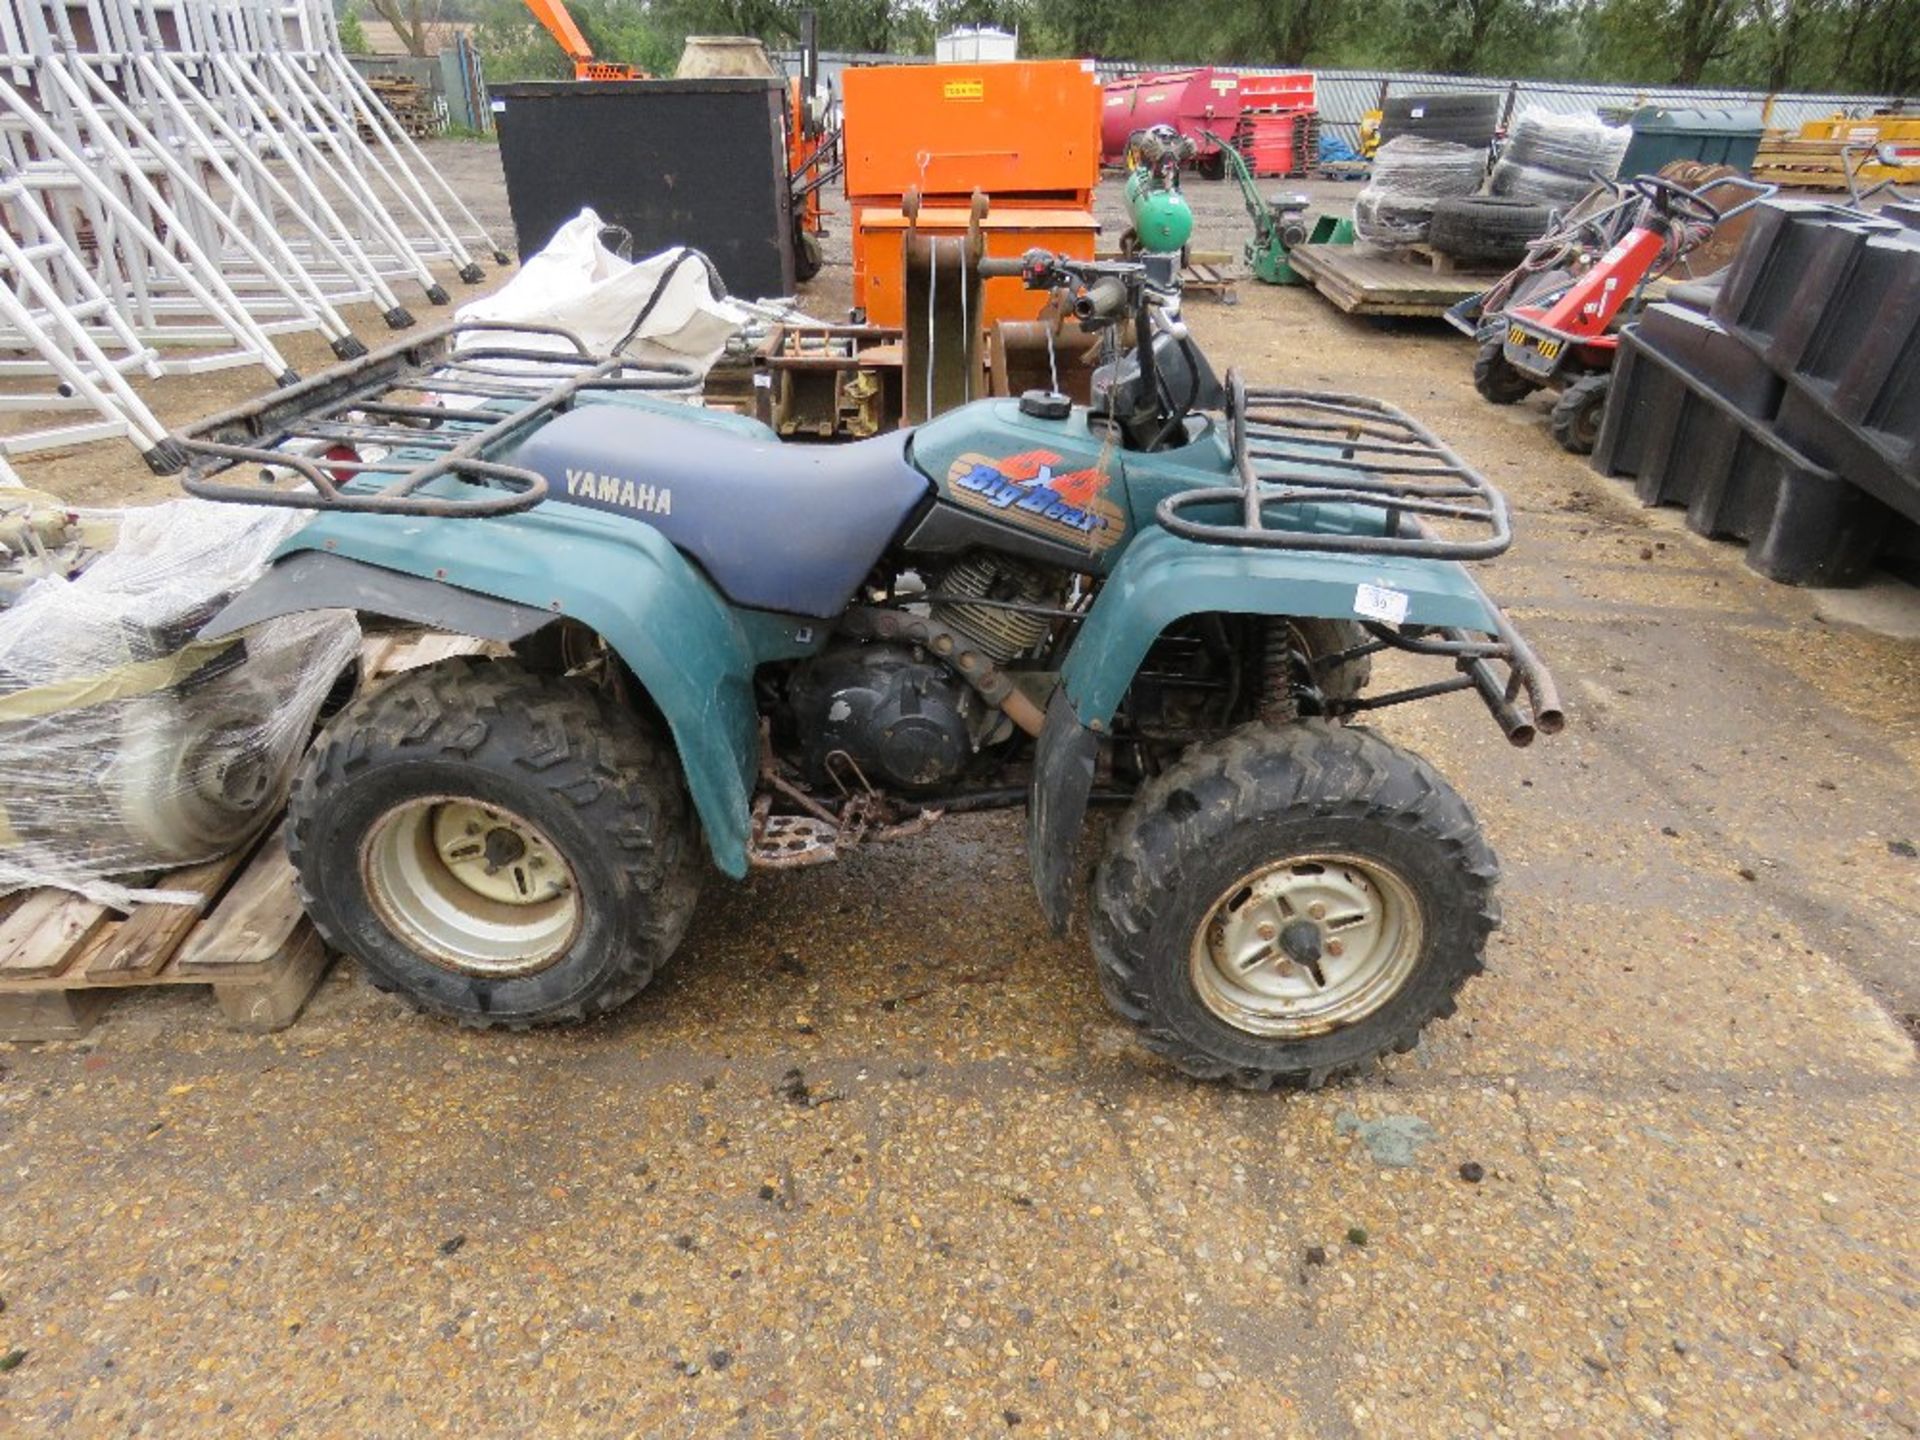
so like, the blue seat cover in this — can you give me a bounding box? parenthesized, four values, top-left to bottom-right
(515, 403, 930, 619)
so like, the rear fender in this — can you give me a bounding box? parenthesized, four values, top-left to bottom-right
(1059, 527, 1503, 726)
(205, 504, 770, 877)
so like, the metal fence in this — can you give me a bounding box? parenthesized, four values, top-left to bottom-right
(0, 0, 510, 467)
(1302, 70, 1907, 146)
(780, 51, 1906, 148)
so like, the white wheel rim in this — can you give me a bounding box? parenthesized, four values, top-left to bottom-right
(1189, 852, 1423, 1038)
(360, 796, 581, 978)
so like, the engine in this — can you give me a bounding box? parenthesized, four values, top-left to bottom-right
(925, 555, 1054, 663)
(787, 643, 978, 794)
(786, 557, 1060, 795)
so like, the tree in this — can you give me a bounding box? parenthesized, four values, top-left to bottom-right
(814, 0, 899, 51)
(364, 0, 441, 56)
(1671, 0, 1746, 81)
(1831, 0, 1919, 91)
(1745, 0, 1824, 91)
(338, 2, 371, 54)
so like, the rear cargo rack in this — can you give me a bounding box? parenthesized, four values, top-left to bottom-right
(1156, 373, 1512, 559)
(168, 320, 695, 518)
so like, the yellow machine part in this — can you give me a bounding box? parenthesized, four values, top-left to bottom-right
(1359, 109, 1382, 159)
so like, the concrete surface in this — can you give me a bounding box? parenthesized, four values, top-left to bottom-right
(0, 143, 1916, 1438)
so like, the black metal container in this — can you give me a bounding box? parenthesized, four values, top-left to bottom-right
(491, 78, 795, 298)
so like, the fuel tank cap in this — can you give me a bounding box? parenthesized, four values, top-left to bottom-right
(1018, 390, 1071, 420)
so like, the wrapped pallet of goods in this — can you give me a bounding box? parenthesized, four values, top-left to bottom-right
(1491, 111, 1631, 209)
(1353, 136, 1488, 247)
(0, 500, 360, 905)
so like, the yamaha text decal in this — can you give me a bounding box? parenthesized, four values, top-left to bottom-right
(945, 449, 1124, 551)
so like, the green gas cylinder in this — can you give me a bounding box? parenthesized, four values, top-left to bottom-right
(1124, 167, 1195, 254)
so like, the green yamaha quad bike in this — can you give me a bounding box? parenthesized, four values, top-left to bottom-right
(177, 250, 1560, 1088)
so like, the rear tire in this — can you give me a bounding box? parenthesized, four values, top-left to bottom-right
(288, 656, 702, 1028)
(794, 228, 823, 283)
(1427, 195, 1553, 266)
(1090, 722, 1499, 1088)
(1550, 371, 1611, 455)
(1473, 337, 1534, 404)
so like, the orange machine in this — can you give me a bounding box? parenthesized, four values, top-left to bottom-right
(841, 60, 1101, 326)
(522, 0, 646, 80)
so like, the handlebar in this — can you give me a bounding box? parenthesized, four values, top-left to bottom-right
(1632, 173, 1721, 225)
(973, 248, 1165, 329)
(1074, 276, 1129, 322)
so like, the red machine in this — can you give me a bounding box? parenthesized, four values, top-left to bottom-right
(1474, 174, 1771, 453)
(1102, 69, 1318, 179)
(1101, 69, 1241, 177)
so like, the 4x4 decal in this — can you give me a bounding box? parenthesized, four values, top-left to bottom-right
(946, 448, 1125, 551)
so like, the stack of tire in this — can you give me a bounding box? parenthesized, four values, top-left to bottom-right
(1378, 92, 1502, 149)
(1427, 195, 1556, 268)
(1353, 136, 1488, 248)
(1490, 109, 1631, 210)
(1424, 108, 1633, 270)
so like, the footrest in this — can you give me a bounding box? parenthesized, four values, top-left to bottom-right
(750, 816, 839, 869)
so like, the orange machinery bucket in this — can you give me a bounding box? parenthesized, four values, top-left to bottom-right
(842, 60, 1102, 327)
(841, 59, 1101, 204)
(854, 205, 1099, 327)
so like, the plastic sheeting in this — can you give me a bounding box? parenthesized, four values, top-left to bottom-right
(0, 500, 359, 906)
(1492, 110, 1632, 209)
(1353, 137, 1488, 247)
(454, 208, 761, 378)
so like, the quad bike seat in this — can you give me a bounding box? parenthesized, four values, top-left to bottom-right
(515, 401, 930, 618)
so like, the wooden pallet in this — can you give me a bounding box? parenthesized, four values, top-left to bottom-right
(1181, 261, 1239, 304)
(0, 631, 488, 1041)
(1752, 137, 1852, 190)
(1289, 242, 1503, 316)
(1751, 131, 1920, 191)
(360, 76, 439, 140)
(0, 826, 329, 1041)
(1408, 243, 1482, 275)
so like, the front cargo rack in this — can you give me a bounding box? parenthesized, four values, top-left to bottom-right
(1158, 372, 1561, 746)
(1157, 373, 1511, 560)
(166, 320, 695, 518)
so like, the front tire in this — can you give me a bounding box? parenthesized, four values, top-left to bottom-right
(288, 656, 702, 1027)
(1550, 371, 1611, 455)
(1473, 337, 1534, 405)
(1090, 722, 1498, 1088)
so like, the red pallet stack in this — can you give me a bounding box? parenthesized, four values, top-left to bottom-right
(1234, 72, 1318, 178)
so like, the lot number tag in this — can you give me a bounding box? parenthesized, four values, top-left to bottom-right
(1353, 581, 1410, 626)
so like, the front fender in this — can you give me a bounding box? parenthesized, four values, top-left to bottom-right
(1061, 527, 1504, 725)
(215, 503, 770, 877)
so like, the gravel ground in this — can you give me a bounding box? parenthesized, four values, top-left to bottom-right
(1, 140, 1916, 1438)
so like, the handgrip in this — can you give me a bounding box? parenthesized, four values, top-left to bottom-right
(975, 255, 1032, 279)
(1074, 276, 1128, 321)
